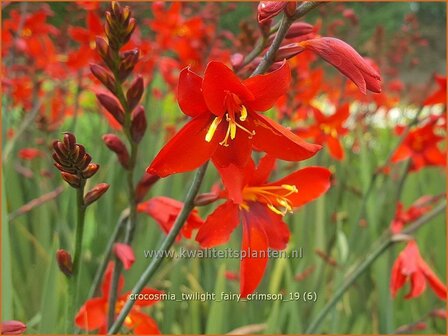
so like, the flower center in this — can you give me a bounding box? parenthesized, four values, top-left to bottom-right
(241, 184, 298, 216)
(320, 124, 337, 137)
(205, 93, 255, 146)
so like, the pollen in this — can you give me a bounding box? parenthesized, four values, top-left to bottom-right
(242, 184, 298, 216)
(240, 105, 248, 121)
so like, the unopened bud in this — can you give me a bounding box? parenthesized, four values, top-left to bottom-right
(126, 76, 144, 112)
(56, 249, 73, 277)
(96, 93, 125, 125)
(194, 193, 220, 206)
(90, 64, 116, 94)
(82, 163, 99, 178)
(135, 173, 160, 202)
(231, 53, 244, 70)
(258, 1, 287, 24)
(103, 134, 131, 169)
(1, 320, 27, 335)
(275, 43, 305, 61)
(63, 132, 76, 152)
(130, 106, 147, 144)
(285, 22, 314, 39)
(285, 1, 297, 17)
(61, 172, 81, 188)
(119, 49, 139, 81)
(84, 183, 110, 206)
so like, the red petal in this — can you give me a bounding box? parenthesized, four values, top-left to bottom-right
(113, 243, 135, 270)
(424, 147, 446, 166)
(327, 103, 350, 126)
(326, 136, 344, 160)
(68, 26, 89, 43)
(248, 202, 290, 250)
(390, 257, 406, 297)
(202, 61, 254, 117)
(177, 67, 208, 117)
(240, 210, 269, 297)
(270, 167, 331, 208)
(129, 311, 160, 334)
(252, 114, 322, 161)
(243, 61, 291, 112)
(404, 271, 426, 299)
(251, 154, 276, 185)
(196, 201, 240, 248)
(87, 11, 103, 35)
(101, 262, 124, 298)
(215, 163, 249, 204)
(391, 144, 412, 163)
(75, 298, 107, 331)
(147, 116, 219, 177)
(418, 258, 447, 300)
(212, 123, 253, 168)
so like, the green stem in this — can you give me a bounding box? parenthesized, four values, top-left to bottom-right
(305, 201, 446, 333)
(108, 162, 209, 334)
(67, 181, 86, 332)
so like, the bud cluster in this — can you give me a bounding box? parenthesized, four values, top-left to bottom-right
(91, 1, 147, 171)
(52, 133, 99, 188)
(52, 132, 110, 204)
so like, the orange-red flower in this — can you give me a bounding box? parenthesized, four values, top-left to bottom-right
(75, 262, 162, 334)
(296, 104, 350, 160)
(137, 196, 204, 241)
(147, 61, 321, 177)
(113, 243, 135, 270)
(423, 74, 446, 106)
(195, 156, 331, 297)
(297, 37, 382, 94)
(390, 241, 446, 301)
(390, 195, 441, 234)
(391, 117, 445, 171)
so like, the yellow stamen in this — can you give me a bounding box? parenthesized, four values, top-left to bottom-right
(240, 105, 248, 121)
(230, 121, 237, 139)
(242, 184, 298, 216)
(205, 116, 222, 142)
(268, 204, 285, 216)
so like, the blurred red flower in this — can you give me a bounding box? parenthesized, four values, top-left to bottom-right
(137, 196, 204, 241)
(195, 156, 331, 297)
(390, 241, 446, 301)
(148, 61, 321, 177)
(423, 74, 446, 106)
(113, 243, 136, 270)
(18, 148, 43, 160)
(296, 104, 350, 160)
(391, 117, 445, 171)
(75, 262, 162, 334)
(390, 195, 441, 234)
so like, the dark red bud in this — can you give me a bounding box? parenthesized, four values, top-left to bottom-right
(119, 49, 139, 82)
(56, 249, 73, 277)
(61, 172, 81, 188)
(95, 36, 109, 59)
(285, 22, 314, 39)
(63, 133, 76, 152)
(77, 153, 92, 171)
(72, 144, 86, 163)
(82, 163, 99, 179)
(285, 1, 297, 17)
(194, 193, 220, 206)
(96, 93, 125, 125)
(130, 106, 147, 144)
(1, 320, 27, 335)
(84, 183, 110, 206)
(258, 1, 287, 24)
(102, 134, 130, 169)
(275, 43, 305, 61)
(90, 64, 116, 94)
(126, 76, 144, 112)
(135, 173, 160, 202)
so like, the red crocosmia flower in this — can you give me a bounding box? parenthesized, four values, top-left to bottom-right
(113, 243, 136, 270)
(297, 37, 382, 94)
(195, 156, 331, 297)
(147, 61, 321, 177)
(390, 240, 447, 301)
(18, 148, 43, 160)
(67, 11, 103, 69)
(391, 117, 445, 172)
(390, 195, 439, 234)
(137, 196, 204, 241)
(1, 320, 26, 335)
(296, 104, 350, 160)
(75, 262, 162, 334)
(423, 74, 446, 106)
